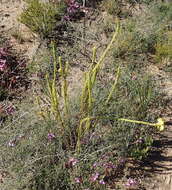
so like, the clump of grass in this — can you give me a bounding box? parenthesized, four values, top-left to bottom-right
(0, 22, 163, 190)
(108, 1, 172, 70)
(155, 31, 172, 62)
(102, 0, 123, 16)
(101, 0, 154, 18)
(20, 0, 67, 39)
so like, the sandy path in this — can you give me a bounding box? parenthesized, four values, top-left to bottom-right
(143, 64, 172, 190)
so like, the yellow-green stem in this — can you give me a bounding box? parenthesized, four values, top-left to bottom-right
(106, 65, 120, 104)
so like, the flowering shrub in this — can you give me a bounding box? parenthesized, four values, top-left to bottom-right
(63, 0, 87, 21)
(0, 46, 28, 100)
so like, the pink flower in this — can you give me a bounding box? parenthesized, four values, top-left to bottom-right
(47, 133, 55, 140)
(125, 178, 138, 187)
(0, 48, 7, 56)
(75, 177, 82, 183)
(99, 179, 106, 185)
(0, 60, 7, 71)
(93, 162, 99, 168)
(68, 157, 78, 166)
(65, 157, 78, 168)
(6, 105, 15, 115)
(103, 162, 116, 169)
(90, 172, 99, 182)
(63, 15, 70, 21)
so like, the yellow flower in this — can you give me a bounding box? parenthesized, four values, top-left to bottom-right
(118, 118, 165, 131)
(156, 118, 165, 131)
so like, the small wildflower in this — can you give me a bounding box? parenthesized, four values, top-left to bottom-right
(93, 162, 99, 168)
(99, 179, 106, 185)
(125, 178, 138, 188)
(63, 15, 70, 21)
(6, 105, 15, 115)
(119, 158, 126, 164)
(47, 133, 55, 140)
(75, 177, 82, 183)
(156, 118, 164, 131)
(68, 157, 78, 166)
(103, 162, 116, 169)
(131, 75, 137, 80)
(0, 48, 7, 56)
(0, 60, 7, 72)
(8, 140, 16, 147)
(81, 7, 89, 14)
(101, 154, 109, 160)
(90, 172, 99, 182)
(136, 137, 143, 144)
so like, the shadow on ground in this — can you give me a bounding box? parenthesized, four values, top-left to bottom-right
(134, 122, 172, 177)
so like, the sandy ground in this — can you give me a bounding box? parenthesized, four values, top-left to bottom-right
(0, 0, 40, 59)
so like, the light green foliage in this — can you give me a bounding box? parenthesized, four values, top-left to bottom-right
(102, 0, 123, 16)
(113, 19, 160, 59)
(20, 0, 66, 38)
(101, 0, 154, 17)
(110, 1, 172, 68)
(155, 31, 172, 62)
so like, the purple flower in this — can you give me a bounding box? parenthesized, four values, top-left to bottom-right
(90, 172, 99, 182)
(68, 157, 78, 166)
(75, 177, 82, 183)
(101, 154, 109, 160)
(119, 158, 126, 165)
(0, 48, 7, 56)
(47, 133, 55, 140)
(0, 60, 7, 71)
(125, 178, 138, 187)
(63, 15, 70, 21)
(65, 0, 81, 20)
(99, 179, 106, 185)
(103, 162, 116, 169)
(6, 105, 15, 115)
(93, 162, 99, 168)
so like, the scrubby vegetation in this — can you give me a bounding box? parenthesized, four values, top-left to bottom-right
(0, 36, 29, 101)
(0, 0, 171, 189)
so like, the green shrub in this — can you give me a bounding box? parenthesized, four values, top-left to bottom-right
(113, 26, 157, 58)
(0, 26, 162, 189)
(112, 2, 171, 60)
(20, 0, 66, 39)
(154, 2, 172, 21)
(102, 0, 132, 18)
(102, 0, 123, 16)
(155, 31, 172, 62)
